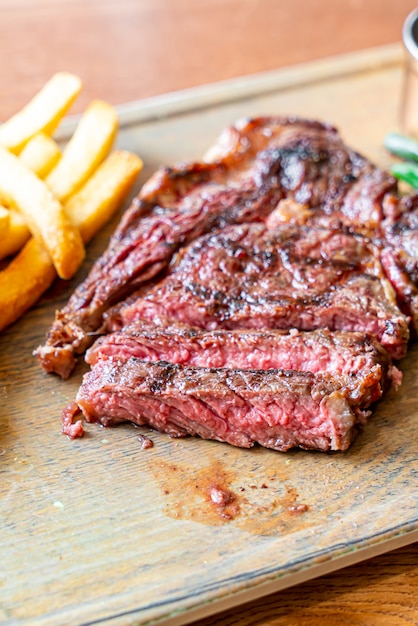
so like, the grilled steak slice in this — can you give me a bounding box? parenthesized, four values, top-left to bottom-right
(380, 194, 418, 333)
(86, 322, 398, 398)
(76, 357, 382, 452)
(106, 223, 410, 359)
(36, 116, 397, 378)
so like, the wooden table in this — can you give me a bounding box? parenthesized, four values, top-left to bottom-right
(1, 2, 417, 624)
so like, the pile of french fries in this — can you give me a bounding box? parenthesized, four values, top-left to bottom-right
(0, 72, 143, 332)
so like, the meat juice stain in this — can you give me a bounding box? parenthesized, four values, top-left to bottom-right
(151, 458, 311, 536)
(152, 459, 241, 525)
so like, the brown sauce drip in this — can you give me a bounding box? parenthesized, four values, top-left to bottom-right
(151, 455, 311, 535)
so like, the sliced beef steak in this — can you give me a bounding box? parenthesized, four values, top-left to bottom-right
(76, 357, 383, 452)
(380, 194, 418, 333)
(106, 224, 410, 359)
(36, 116, 397, 378)
(86, 322, 397, 399)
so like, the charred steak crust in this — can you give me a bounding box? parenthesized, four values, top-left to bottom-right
(86, 323, 395, 399)
(106, 223, 409, 359)
(36, 115, 399, 378)
(380, 194, 418, 333)
(76, 357, 382, 452)
(38, 114, 418, 452)
(80, 321, 402, 450)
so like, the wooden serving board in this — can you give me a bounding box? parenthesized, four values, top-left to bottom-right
(1, 44, 417, 626)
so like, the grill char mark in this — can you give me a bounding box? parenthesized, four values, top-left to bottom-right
(107, 223, 409, 359)
(36, 116, 398, 378)
(76, 357, 382, 452)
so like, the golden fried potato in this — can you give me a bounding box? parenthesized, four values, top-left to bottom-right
(19, 132, 61, 178)
(0, 70, 143, 332)
(0, 73, 81, 153)
(0, 206, 9, 238)
(0, 146, 85, 279)
(0, 134, 61, 259)
(0, 149, 142, 332)
(0, 209, 30, 260)
(0, 238, 56, 331)
(66, 150, 143, 242)
(46, 100, 118, 202)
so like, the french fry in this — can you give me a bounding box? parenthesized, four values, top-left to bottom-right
(66, 150, 143, 242)
(46, 100, 118, 202)
(0, 146, 85, 279)
(0, 206, 9, 238)
(0, 133, 61, 260)
(0, 134, 61, 259)
(0, 73, 82, 153)
(0, 72, 142, 332)
(0, 238, 56, 331)
(0, 150, 142, 332)
(0, 209, 30, 259)
(19, 132, 61, 178)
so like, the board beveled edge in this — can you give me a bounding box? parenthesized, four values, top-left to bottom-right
(54, 43, 403, 141)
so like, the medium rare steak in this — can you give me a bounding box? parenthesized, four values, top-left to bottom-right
(36, 116, 398, 378)
(105, 223, 410, 359)
(86, 322, 397, 399)
(76, 357, 383, 452)
(37, 114, 418, 452)
(380, 194, 418, 333)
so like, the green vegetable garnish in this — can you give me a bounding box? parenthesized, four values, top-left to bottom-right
(384, 131, 418, 163)
(390, 161, 418, 188)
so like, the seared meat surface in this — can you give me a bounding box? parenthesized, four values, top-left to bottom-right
(34, 115, 418, 452)
(36, 116, 398, 378)
(77, 357, 383, 452)
(380, 194, 418, 332)
(105, 223, 409, 359)
(87, 322, 393, 382)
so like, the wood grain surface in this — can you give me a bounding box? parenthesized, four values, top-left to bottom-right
(197, 544, 418, 626)
(1, 2, 417, 625)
